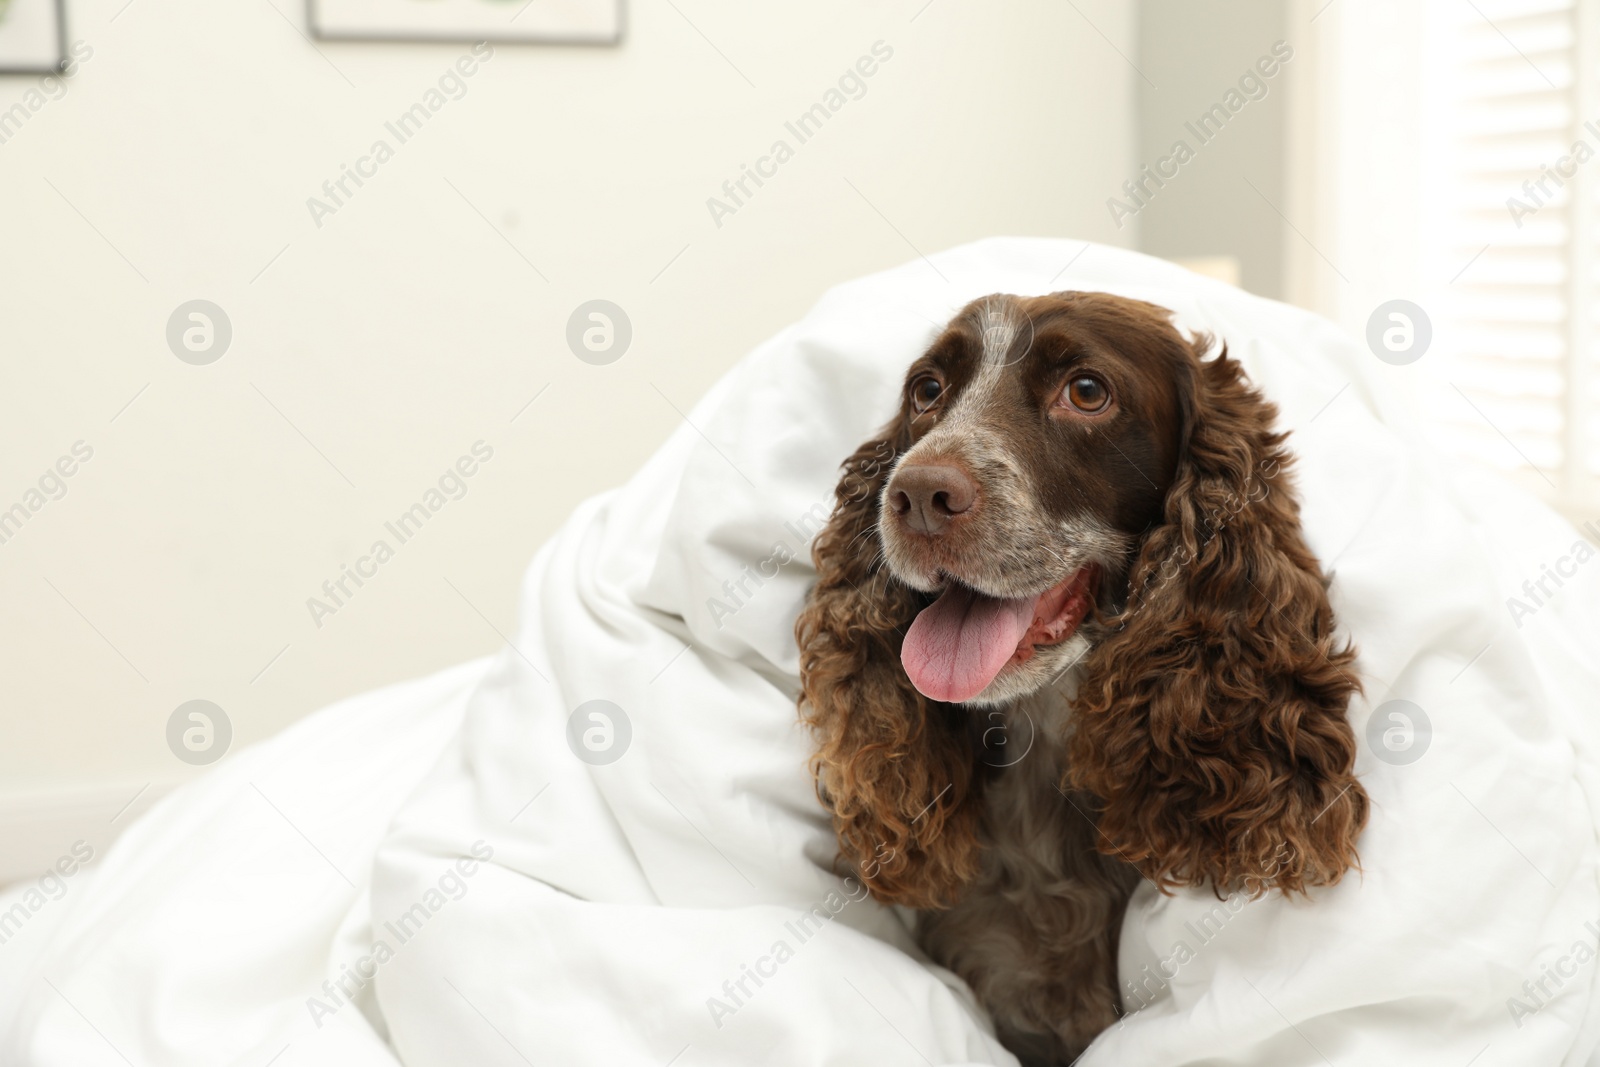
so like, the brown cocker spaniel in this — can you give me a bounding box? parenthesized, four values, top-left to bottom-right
(796, 291, 1368, 1064)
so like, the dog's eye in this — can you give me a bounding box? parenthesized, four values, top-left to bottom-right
(1065, 375, 1109, 413)
(910, 375, 944, 413)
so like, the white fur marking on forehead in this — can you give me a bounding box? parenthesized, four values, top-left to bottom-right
(907, 300, 1019, 459)
(939, 299, 1015, 425)
(976, 298, 1018, 368)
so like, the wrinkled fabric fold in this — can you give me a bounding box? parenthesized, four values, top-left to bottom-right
(4, 237, 1599, 1066)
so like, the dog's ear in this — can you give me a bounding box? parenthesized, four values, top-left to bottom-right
(1070, 340, 1367, 896)
(797, 423, 983, 909)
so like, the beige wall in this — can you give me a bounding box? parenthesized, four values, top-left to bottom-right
(0, 0, 1137, 847)
(1135, 0, 1291, 298)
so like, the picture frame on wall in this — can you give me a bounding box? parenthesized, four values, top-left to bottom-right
(308, 0, 623, 45)
(0, 0, 66, 76)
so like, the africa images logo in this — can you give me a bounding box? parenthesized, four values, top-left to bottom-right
(1105, 41, 1293, 229)
(704, 41, 894, 229)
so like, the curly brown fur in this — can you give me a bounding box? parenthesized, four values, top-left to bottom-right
(796, 291, 1368, 1063)
(796, 431, 986, 909)
(1069, 351, 1368, 896)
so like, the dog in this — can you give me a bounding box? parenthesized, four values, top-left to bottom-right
(796, 291, 1368, 1063)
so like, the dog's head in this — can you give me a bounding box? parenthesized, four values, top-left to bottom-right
(878, 293, 1193, 706)
(798, 290, 1368, 907)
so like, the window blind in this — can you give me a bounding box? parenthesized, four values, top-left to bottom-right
(1420, 0, 1599, 511)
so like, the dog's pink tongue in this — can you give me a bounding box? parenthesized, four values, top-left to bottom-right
(902, 585, 1039, 703)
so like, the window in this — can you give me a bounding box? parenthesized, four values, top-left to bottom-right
(1290, 0, 1600, 518)
(1420, 0, 1598, 512)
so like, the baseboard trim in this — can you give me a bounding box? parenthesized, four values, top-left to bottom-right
(0, 780, 180, 887)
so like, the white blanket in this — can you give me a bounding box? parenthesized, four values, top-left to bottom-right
(6, 238, 1600, 1066)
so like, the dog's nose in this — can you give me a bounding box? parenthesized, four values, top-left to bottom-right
(888, 463, 976, 535)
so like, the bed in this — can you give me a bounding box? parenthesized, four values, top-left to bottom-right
(4, 237, 1599, 1066)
